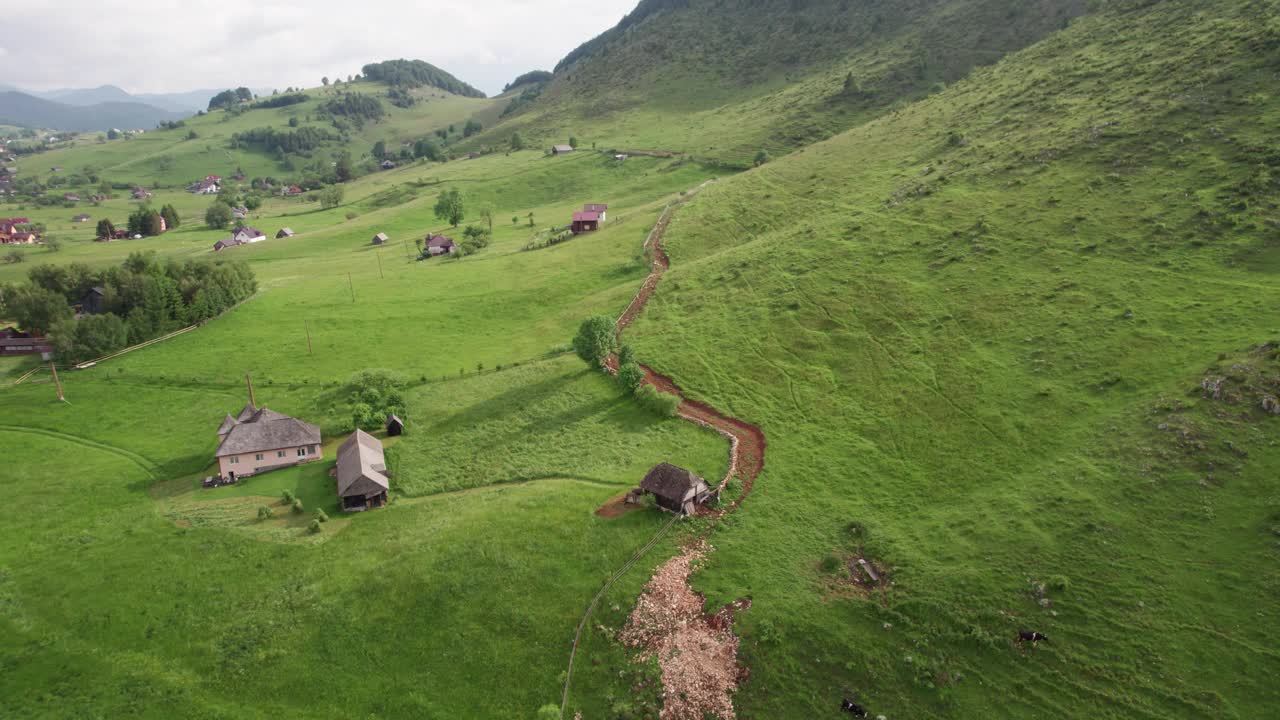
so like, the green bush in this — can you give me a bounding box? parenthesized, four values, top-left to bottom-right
(820, 555, 842, 573)
(618, 344, 636, 366)
(635, 385, 680, 417)
(257, 505, 273, 521)
(291, 498, 304, 514)
(308, 519, 322, 534)
(282, 489, 295, 504)
(617, 361, 645, 394)
(1048, 575, 1071, 592)
(572, 315, 616, 368)
(316, 509, 329, 523)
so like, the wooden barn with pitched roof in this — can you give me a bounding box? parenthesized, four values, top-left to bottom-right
(335, 429, 390, 511)
(639, 463, 714, 515)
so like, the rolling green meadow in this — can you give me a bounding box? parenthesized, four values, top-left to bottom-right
(3, 0, 1279, 718)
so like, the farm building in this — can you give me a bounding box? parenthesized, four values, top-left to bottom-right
(372, 232, 389, 245)
(335, 429, 390, 512)
(284, 185, 303, 196)
(79, 286, 106, 315)
(213, 238, 242, 251)
(380, 159, 396, 170)
(131, 187, 153, 200)
(232, 206, 248, 220)
(583, 203, 608, 222)
(571, 210, 600, 234)
(232, 226, 266, 243)
(214, 403, 322, 483)
(551, 144, 574, 155)
(425, 233, 455, 256)
(639, 463, 714, 516)
(72, 214, 92, 222)
(276, 227, 295, 238)
(0, 327, 53, 359)
(386, 414, 404, 436)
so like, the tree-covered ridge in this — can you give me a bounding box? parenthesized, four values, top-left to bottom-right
(361, 59, 486, 98)
(231, 126, 338, 154)
(504, 70, 553, 92)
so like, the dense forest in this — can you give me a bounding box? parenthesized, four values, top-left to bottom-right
(361, 59, 487, 98)
(1, 253, 257, 362)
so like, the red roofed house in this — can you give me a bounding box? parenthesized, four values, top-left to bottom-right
(425, 233, 455, 256)
(583, 203, 608, 222)
(571, 210, 600, 234)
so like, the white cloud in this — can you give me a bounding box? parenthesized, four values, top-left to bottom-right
(4, 0, 636, 96)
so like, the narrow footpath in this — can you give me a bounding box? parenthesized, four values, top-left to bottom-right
(562, 182, 767, 720)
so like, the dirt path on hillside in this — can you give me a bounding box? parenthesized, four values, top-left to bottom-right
(563, 182, 767, 719)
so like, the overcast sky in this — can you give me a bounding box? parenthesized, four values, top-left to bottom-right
(1, 0, 638, 97)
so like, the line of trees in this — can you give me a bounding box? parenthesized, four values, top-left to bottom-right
(249, 93, 310, 110)
(320, 92, 386, 121)
(2, 253, 257, 362)
(231, 126, 337, 154)
(208, 87, 254, 111)
(360, 59, 486, 98)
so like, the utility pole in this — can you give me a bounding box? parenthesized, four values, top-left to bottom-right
(347, 272, 355, 303)
(245, 373, 256, 407)
(49, 362, 65, 402)
(304, 320, 313, 354)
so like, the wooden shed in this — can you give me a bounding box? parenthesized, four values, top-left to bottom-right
(571, 211, 600, 234)
(385, 414, 404, 436)
(372, 232, 389, 245)
(639, 463, 714, 515)
(276, 227, 295, 238)
(336, 429, 390, 512)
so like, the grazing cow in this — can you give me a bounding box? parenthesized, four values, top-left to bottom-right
(1018, 630, 1049, 644)
(841, 698, 868, 717)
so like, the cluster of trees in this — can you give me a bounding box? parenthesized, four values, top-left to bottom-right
(250, 93, 310, 110)
(2, 253, 257, 362)
(320, 92, 386, 121)
(208, 87, 254, 110)
(386, 87, 416, 108)
(360, 60, 486, 98)
(455, 225, 491, 257)
(503, 70, 553, 92)
(105, 203, 179, 237)
(501, 83, 545, 118)
(573, 316, 678, 416)
(231, 126, 336, 154)
(346, 369, 406, 432)
(413, 138, 443, 161)
(462, 119, 483, 138)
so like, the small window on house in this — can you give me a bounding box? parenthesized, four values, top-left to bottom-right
(296, 448, 306, 457)
(255, 453, 263, 461)
(229, 456, 239, 465)
(309, 445, 317, 455)
(277, 450, 286, 458)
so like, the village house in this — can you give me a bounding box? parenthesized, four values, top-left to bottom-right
(132, 186, 153, 200)
(584, 203, 608, 222)
(335, 429, 390, 512)
(551, 144, 574, 155)
(571, 210, 600, 234)
(189, 177, 220, 194)
(638, 463, 714, 516)
(425, 233, 455, 256)
(372, 232, 389, 245)
(232, 226, 266, 243)
(63, 192, 80, 202)
(73, 213, 91, 223)
(213, 238, 242, 251)
(380, 159, 396, 170)
(283, 185, 303, 196)
(79, 286, 106, 315)
(276, 227, 295, 238)
(215, 402, 322, 483)
(0, 327, 53, 359)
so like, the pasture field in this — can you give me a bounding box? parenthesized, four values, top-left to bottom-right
(619, 2, 1280, 718)
(0, 141, 729, 717)
(2, 0, 1277, 718)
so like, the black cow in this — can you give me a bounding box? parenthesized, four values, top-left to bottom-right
(841, 698, 868, 717)
(1018, 630, 1049, 644)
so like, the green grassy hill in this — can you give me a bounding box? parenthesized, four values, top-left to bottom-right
(13, 80, 500, 190)
(615, 0, 1280, 717)
(1, 0, 1277, 718)
(485, 0, 1091, 164)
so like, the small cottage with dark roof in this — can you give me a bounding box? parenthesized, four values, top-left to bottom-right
(425, 233, 455, 256)
(276, 227, 295, 238)
(552, 144, 574, 155)
(583, 203, 608, 222)
(385, 414, 404, 436)
(639, 463, 713, 515)
(571, 210, 600, 234)
(335, 429, 390, 511)
(372, 232, 389, 245)
(214, 402, 322, 482)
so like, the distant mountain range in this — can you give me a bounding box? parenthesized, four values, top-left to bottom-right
(0, 89, 190, 133)
(0, 84, 272, 132)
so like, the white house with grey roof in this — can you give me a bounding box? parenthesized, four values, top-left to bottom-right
(215, 402, 322, 482)
(335, 429, 390, 511)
